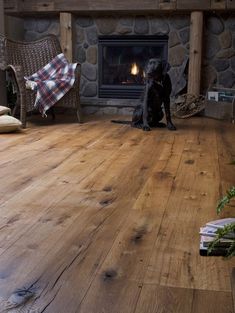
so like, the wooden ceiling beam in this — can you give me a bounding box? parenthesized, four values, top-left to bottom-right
(3, 0, 235, 15)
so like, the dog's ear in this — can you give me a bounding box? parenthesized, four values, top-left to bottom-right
(161, 60, 171, 76)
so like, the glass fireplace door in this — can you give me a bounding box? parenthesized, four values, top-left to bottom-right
(98, 35, 168, 99)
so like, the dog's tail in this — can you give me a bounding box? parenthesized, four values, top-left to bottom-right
(111, 120, 132, 125)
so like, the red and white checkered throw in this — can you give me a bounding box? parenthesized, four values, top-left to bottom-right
(25, 53, 77, 116)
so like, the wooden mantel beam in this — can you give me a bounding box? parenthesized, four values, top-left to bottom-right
(4, 0, 235, 15)
(187, 11, 203, 96)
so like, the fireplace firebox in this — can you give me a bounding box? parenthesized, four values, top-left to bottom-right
(98, 35, 168, 99)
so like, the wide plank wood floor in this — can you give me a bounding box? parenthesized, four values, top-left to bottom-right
(0, 115, 234, 313)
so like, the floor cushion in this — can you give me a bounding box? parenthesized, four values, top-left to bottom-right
(0, 115, 22, 133)
(0, 106, 11, 116)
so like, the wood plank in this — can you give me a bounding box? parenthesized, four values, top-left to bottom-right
(77, 130, 186, 313)
(177, 0, 211, 10)
(159, 0, 177, 10)
(144, 118, 235, 292)
(4, 0, 235, 14)
(60, 12, 74, 62)
(211, 0, 226, 10)
(5, 0, 160, 13)
(20, 128, 168, 312)
(0, 121, 112, 204)
(0, 117, 234, 312)
(227, 0, 235, 9)
(191, 288, 233, 313)
(135, 284, 233, 313)
(135, 284, 193, 313)
(3, 0, 19, 12)
(187, 11, 203, 96)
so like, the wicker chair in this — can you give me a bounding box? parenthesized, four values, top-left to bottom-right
(0, 34, 82, 128)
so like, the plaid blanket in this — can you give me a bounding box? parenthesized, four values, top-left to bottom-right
(25, 53, 77, 116)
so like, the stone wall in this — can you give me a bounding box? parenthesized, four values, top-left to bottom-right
(24, 18, 60, 41)
(24, 15, 190, 114)
(23, 14, 235, 115)
(202, 14, 235, 92)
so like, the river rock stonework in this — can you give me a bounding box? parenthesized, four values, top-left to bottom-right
(24, 14, 235, 115)
(74, 15, 190, 114)
(202, 14, 235, 92)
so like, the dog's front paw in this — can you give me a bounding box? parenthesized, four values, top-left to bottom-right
(167, 122, 176, 131)
(143, 125, 151, 131)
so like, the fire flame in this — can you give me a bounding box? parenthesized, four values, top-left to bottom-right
(131, 63, 139, 76)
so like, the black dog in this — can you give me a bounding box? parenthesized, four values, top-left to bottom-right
(113, 59, 176, 131)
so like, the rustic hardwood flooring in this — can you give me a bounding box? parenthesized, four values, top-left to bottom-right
(0, 115, 234, 313)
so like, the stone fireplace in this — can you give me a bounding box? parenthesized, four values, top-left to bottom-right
(23, 14, 235, 115)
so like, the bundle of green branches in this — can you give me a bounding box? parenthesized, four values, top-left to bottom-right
(208, 186, 235, 257)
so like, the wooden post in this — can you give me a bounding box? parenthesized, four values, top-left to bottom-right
(187, 11, 203, 96)
(0, 0, 7, 106)
(60, 12, 74, 62)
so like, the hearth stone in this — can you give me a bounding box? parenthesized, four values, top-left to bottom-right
(169, 31, 181, 48)
(213, 59, 230, 72)
(25, 30, 39, 41)
(201, 65, 217, 92)
(82, 63, 97, 81)
(231, 56, 235, 71)
(76, 46, 86, 63)
(205, 35, 221, 59)
(86, 27, 98, 45)
(216, 49, 235, 59)
(151, 19, 169, 35)
(83, 83, 98, 97)
(179, 28, 190, 44)
(76, 17, 94, 27)
(119, 17, 134, 27)
(168, 45, 187, 66)
(134, 16, 149, 34)
(116, 25, 132, 34)
(86, 46, 97, 64)
(227, 17, 235, 32)
(36, 20, 51, 33)
(219, 30, 232, 49)
(47, 22, 60, 36)
(170, 16, 190, 30)
(96, 17, 118, 34)
(206, 16, 224, 35)
(76, 26, 85, 43)
(218, 70, 235, 88)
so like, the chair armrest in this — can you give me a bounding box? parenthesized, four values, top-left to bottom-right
(5, 64, 27, 128)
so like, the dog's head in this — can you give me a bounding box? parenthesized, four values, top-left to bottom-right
(145, 59, 170, 81)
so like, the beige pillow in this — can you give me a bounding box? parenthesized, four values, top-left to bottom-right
(0, 106, 11, 116)
(0, 115, 22, 133)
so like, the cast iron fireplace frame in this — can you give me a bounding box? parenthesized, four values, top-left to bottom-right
(98, 35, 169, 99)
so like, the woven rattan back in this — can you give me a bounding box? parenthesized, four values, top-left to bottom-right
(2, 35, 62, 76)
(0, 34, 81, 127)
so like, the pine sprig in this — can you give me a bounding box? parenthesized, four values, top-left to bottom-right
(216, 186, 235, 214)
